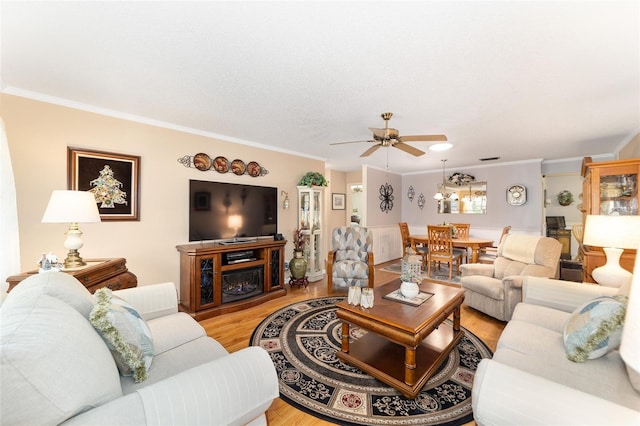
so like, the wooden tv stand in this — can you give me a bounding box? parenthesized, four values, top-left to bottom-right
(176, 239, 287, 320)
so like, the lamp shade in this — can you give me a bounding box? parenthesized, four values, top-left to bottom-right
(42, 190, 101, 223)
(619, 242, 640, 385)
(583, 215, 640, 249)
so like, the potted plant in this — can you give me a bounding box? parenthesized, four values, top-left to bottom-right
(289, 228, 307, 279)
(400, 269, 421, 298)
(298, 171, 328, 187)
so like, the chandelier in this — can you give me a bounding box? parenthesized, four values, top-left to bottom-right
(433, 159, 458, 200)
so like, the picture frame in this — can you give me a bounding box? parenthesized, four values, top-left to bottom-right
(332, 193, 346, 210)
(68, 147, 140, 221)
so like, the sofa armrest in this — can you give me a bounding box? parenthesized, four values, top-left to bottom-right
(472, 360, 640, 426)
(61, 346, 278, 426)
(460, 263, 494, 277)
(113, 282, 178, 321)
(522, 276, 618, 313)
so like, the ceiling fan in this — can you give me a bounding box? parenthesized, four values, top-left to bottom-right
(330, 112, 448, 157)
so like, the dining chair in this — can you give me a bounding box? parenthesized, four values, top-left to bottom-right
(426, 225, 463, 280)
(478, 225, 511, 264)
(450, 223, 470, 263)
(398, 222, 427, 266)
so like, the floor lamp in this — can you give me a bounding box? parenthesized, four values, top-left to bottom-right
(582, 215, 640, 288)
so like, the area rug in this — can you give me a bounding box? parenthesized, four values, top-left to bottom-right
(380, 261, 461, 285)
(250, 297, 492, 425)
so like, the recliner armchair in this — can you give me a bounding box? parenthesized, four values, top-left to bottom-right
(459, 233, 562, 321)
(327, 226, 374, 292)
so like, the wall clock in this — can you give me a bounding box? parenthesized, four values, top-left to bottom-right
(507, 184, 527, 206)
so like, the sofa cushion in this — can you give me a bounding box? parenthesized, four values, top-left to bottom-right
(146, 312, 206, 355)
(90, 288, 154, 382)
(120, 335, 228, 394)
(1, 293, 121, 426)
(563, 296, 626, 362)
(8, 271, 94, 318)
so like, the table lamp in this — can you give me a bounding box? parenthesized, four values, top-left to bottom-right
(582, 215, 640, 287)
(42, 190, 101, 268)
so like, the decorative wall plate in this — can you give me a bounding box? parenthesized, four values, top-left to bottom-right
(247, 161, 261, 177)
(193, 153, 211, 171)
(213, 156, 229, 173)
(231, 159, 246, 175)
(507, 184, 527, 206)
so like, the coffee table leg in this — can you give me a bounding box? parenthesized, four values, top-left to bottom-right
(341, 322, 350, 353)
(453, 305, 461, 332)
(404, 348, 416, 385)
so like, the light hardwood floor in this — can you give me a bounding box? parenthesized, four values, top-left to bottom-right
(198, 261, 506, 425)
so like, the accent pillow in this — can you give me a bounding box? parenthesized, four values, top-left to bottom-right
(90, 288, 154, 382)
(563, 295, 627, 363)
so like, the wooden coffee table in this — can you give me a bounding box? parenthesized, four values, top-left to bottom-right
(336, 279, 464, 398)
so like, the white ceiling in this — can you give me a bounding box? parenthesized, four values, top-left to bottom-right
(1, 1, 639, 173)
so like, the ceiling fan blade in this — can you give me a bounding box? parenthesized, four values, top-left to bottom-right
(330, 139, 375, 145)
(398, 134, 448, 142)
(393, 142, 426, 157)
(361, 144, 382, 157)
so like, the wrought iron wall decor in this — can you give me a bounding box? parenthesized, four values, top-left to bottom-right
(379, 182, 394, 213)
(407, 185, 415, 201)
(177, 153, 269, 177)
(417, 193, 426, 210)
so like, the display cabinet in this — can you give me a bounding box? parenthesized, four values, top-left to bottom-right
(297, 185, 324, 281)
(580, 157, 639, 282)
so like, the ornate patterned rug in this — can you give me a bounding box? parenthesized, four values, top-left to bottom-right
(250, 297, 492, 425)
(380, 261, 462, 285)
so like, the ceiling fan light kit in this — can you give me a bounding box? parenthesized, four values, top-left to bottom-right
(331, 112, 449, 158)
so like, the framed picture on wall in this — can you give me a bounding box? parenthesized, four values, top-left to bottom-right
(67, 147, 140, 221)
(332, 193, 346, 210)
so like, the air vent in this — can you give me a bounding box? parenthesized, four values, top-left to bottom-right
(479, 156, 500, 161)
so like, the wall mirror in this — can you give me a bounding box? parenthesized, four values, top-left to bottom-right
(437, 181, 487, 214)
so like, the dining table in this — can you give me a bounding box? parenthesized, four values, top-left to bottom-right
(410, 234, 494, 264)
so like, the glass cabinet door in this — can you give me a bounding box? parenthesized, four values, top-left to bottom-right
(297, 186, 324, 281)
(585, 160, 639, 216)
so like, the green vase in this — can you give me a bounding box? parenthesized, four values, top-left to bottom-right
(289, 251, 307, 279)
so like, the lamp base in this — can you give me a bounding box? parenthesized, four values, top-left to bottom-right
(63, 249, 87, 269)
(591, 247, 632, 288)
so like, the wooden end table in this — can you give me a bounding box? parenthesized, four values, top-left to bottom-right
(6, 258, 137, 294)
(336, 279, 464, 399)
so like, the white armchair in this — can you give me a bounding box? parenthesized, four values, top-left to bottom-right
(460, 234, 562, 321)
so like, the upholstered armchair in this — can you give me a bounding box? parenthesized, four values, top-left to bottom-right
(327, 226, 374, 292)
(459, 233, 562, 321)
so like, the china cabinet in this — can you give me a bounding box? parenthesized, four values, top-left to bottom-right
(580, 157, 639, 282)
(297, 185, 324, 281)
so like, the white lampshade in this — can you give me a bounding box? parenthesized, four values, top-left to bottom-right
(42, 190, 101, 268)
(42, 190, 101, 223)
(619, 243, 640, 385)
(583, 215, 640, 287)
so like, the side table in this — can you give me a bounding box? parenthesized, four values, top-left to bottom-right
(6, 258, 137, 293)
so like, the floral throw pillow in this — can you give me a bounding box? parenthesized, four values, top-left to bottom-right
(90, 288, 154, 382)
(563, 295, 627, 363)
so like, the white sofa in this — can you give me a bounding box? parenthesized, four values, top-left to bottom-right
(472, 276, 640, 425)
(1, 272, 279, 425)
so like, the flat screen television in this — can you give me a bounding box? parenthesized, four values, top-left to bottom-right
(189, 179, 278, 242)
